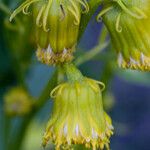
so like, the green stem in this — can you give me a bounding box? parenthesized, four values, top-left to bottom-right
(57, 66, 65, 84)
(75, 25, 109, 66)
(75, 41, 109, 66)
(62, 63, 83, 82)
(100, 49, 116, 88)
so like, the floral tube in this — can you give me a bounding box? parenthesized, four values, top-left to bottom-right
(10, 0, 89, 65)
(43, 77, 113, 150)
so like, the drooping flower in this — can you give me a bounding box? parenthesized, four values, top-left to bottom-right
(10, 0, 89, 65)
(43, 77, 113, 150)
(97, 0, 150, 71)
(4, 87, 33, 116)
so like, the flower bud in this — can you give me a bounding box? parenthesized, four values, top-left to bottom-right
(43, 78, 113, 150)
(4, 87, 33, 116)
(97, 0, 150, 71)
(10, 0, 89, 65)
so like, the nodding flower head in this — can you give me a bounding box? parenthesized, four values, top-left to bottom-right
(4, 87, 33, 116)
(42, 78, 113, 150)
(10, 0, 89, 65)
(97, 0, 150, 71)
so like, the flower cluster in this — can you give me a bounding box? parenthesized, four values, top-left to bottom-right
(8, 0, 150, 149)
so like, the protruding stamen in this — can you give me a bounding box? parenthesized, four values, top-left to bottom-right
(76, 0, 89, 13)
(113, 0, 146, 19)
(68, 0, 80, 25)
(43, 0, 52, 32)
(36, 5, 46, 27)
(116, 13, 122, 32)
(22, 5, 30, 15)
(10, 0, 40, 22)
(97, 6, 113, 22)
(50, 84, 63, 98)
(86, 78, 105, 92)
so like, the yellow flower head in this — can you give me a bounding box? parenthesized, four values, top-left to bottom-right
(10, 0, 89, 65)
(4, 87, 33, 116)
(97, 0, 150, 71)
(43, 78, 113, 150)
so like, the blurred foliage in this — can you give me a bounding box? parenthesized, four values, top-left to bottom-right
(0, 0, 35, 87)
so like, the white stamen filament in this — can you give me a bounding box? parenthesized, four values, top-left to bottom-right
(130, 57, 139, 65)
(92, 128, 98, 139)
(36, 5, 46, 27)
(118, 53, 123, 67)
(75, 124, 79, 136)
(63, 48, 67, 54)
(140, 52, 145, 64)
(63, 124, 68, 135)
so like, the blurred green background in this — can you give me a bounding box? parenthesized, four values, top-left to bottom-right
(0, 0, 150, 150)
